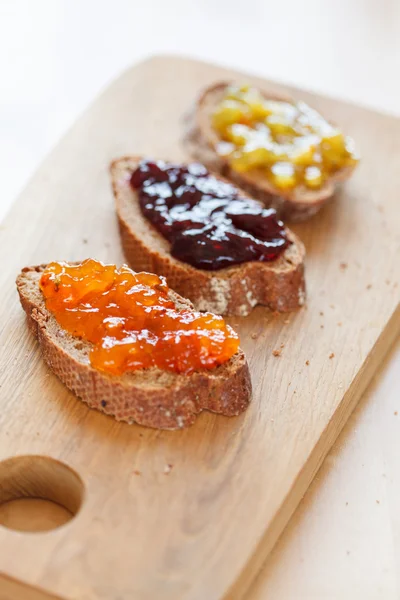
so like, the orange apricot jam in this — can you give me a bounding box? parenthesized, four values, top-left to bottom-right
(39, 259, 239, 376)
(212, 84, 359, 191)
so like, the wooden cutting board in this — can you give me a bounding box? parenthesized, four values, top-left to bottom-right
(0, 56, 398, 600)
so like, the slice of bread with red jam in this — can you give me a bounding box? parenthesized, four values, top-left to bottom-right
(111, 156, 306, 317)
(183, 82, 358, 222)
(16, 263, 251, 430)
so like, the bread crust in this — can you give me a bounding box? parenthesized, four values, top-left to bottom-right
(16, 265, 252, 430)
(111, 156, 306, 317)
(183, 81, 356, 222)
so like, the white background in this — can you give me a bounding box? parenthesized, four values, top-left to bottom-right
(1, 0, 400, 221)
(1, 1, 400, 598)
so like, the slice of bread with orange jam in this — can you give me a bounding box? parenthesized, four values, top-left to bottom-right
(16, 261, 251, 430)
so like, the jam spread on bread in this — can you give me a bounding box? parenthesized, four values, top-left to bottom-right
(211, 84, 359, 191)
(130, 159, 289, 270)
(40, 260, 239, 375)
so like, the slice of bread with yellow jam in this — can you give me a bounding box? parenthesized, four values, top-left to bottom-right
(184, 82, 359, 222)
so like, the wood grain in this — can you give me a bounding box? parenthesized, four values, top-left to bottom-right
(248, 339, 400, 600)
(0, 56, 398, 600)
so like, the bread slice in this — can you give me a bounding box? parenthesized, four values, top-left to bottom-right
(183, 82, 357, 222)
(16, 265, 251, 430)
(111, 156, 306, 317)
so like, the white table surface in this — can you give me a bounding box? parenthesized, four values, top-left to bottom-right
(1, 1, 399, 598)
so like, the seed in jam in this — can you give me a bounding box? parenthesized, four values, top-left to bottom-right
(212, 84, 359, 191)
(40, 259, 239, 376)
(130, 159, 290, 271)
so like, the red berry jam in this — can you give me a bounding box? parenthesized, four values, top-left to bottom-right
(130, 160, 290, 271)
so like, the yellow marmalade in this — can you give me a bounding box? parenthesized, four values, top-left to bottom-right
(212, 85, 359, 191)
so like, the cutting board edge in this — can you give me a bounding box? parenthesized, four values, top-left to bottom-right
(227, 302, 400, 600)
(0, 573, 63, 600)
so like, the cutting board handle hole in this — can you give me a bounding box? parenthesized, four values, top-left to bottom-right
(0, 455, 84, 533)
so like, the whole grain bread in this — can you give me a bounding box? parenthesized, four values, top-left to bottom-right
(16, 265, 251, 430)
(111, 156, 306, 317)
(183, 82, 357, 222)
